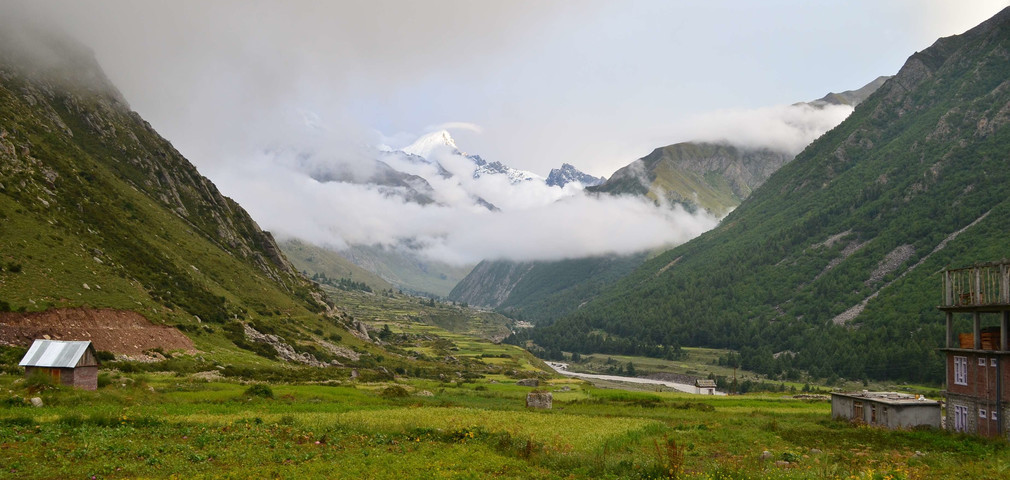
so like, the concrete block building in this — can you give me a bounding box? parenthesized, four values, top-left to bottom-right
(831, 391, 941, 429)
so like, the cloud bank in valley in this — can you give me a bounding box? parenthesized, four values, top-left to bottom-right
(207, 132, 720, 266)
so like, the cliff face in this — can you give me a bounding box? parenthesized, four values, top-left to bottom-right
(0, 22, 323, 323)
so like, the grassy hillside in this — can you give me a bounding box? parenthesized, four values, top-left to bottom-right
(522, 7, 1010, 383)
(0, 24, 412, 374)
(339, 244, 473, 297)
(0, 28, 325, 324)
(280, 238, 394, 292)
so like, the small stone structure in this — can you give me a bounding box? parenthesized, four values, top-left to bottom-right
(526, 391, 552, 409)
(516, 378, 539, 387)
(695, 379, 717, 395)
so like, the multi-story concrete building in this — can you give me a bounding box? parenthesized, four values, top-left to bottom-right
(940, 260, 1010, 437)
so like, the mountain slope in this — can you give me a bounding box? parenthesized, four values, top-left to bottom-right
(278, 238, 394, 292)
(451, 80, 885, 321)
(546, 163, 605, 188)
(810, 75, 892, 107)
(590, 143, 791, 215)
(524, 7, 1010, 383)
(0, 24, 328, 338)
(588, 77, 887, 216)
(448, 253, 648, 324)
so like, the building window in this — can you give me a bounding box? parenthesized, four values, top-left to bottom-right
(954, 356, 968, 386)
(979, 357, 987, 366)
(853, 401, 863, 421)
(993, 410, 999, 421)
(980, 408, 987, 419)
(954, 405, 968, 432)
(992, 358, 998, 367)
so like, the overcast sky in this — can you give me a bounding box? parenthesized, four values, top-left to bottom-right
(19, 0, 1008, 177)
(8, 1, 1010, 265)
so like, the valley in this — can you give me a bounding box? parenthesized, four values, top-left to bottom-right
(3, 2, 1010, 478)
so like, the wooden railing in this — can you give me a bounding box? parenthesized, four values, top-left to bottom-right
(942, 260, 1010, 307)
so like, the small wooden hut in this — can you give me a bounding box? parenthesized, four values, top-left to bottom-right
(19, 340, 99, 390)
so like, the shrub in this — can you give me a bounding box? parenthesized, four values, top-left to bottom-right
(244, 384, 274, 398)
(2, 395, 27, 407)
(25, 371, 59, 394)
(379, 385, 410, 398)
(97, 372, 113, 388)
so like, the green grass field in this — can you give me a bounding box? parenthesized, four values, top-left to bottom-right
(2, 371, 1007, 479)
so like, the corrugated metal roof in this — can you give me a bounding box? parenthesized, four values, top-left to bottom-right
(19, 340, 93, 368)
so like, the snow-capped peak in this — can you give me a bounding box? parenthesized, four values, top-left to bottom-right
(402, 130, 459, 159)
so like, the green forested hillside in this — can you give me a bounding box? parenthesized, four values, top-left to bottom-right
(448, 253, 648, 324)
(519, 7, 1010, 383)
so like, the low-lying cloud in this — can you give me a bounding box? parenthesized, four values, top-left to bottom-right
(207, 144, 719, 266)
(679, 103, 855, 155)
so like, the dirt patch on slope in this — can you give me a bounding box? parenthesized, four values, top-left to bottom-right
(0, 308, 196, 355)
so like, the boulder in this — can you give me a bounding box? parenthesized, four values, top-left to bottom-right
(525, 391, 552, 409)
(516, 378, 539, 387)
(30, 397, 43, 407)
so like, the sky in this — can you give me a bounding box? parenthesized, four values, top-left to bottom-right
(6, 0, 1010, 266)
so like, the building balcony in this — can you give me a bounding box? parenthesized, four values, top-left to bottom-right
(939, 261, 1010, 350)
(939, 260, 1010, 313)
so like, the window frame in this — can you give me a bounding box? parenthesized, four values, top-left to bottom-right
(954, 356, 968, 386)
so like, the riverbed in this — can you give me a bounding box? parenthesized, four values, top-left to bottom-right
(546, 361, 726, 395)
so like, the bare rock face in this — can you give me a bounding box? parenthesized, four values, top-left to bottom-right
(242, 323, 329, 367)
(525, 391, 552, 409)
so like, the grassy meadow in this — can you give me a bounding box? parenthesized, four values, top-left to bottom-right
(2, 371, 1007, 479)
(1, 312, 1007, 480)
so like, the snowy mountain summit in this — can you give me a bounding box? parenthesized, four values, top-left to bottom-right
(546, 163, 605, 188)
(402, 129, 460, 158)
(399, 130, 541, 184)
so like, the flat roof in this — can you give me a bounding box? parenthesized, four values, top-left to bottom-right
(831, 391, 940, 406)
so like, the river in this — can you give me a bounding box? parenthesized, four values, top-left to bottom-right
(545, 361, 726, 395)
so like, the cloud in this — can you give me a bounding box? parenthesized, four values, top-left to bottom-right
(207, 146, 718, 266)
(427, 122, 484, 134)
(678, 103, 855, 155)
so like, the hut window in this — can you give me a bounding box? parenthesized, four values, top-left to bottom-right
(991, 358, 998, 367)
(980, 408, 987, 419)
(992, 410, 999, 421)
(979, 358, 986, 366)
